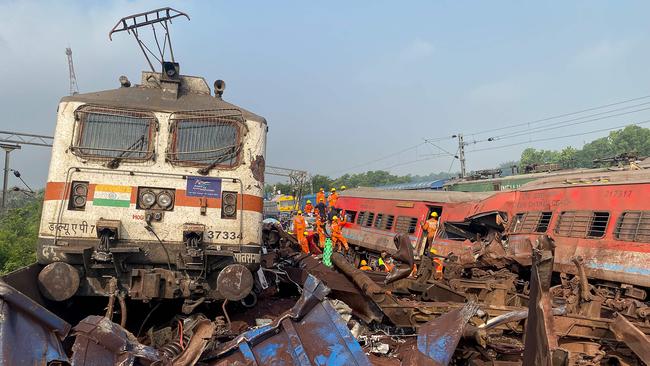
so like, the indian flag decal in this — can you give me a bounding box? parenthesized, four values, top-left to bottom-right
(93, 184, 132, 207)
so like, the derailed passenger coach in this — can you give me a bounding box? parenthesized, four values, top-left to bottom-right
(36, 9, 267, 305)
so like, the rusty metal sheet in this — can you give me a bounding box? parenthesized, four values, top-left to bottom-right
(609, 313, 650, 364)
(410, 301, 480, 366)
(203, 274, 371, 366)
(0, 280, 70, 365)
(70, 315, 160, 366)
(523, 236, 560, 366)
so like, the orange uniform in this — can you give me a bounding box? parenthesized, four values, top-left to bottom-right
(328, 192, 339, 207)
(316, 218, 326, 247)
(316, 191, 326, 204)
(304, 203, 314, 214)
(293, 214, 309, 253)
(331, 219, 348, 251)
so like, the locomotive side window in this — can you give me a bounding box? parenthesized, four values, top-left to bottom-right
(511, 211, 552, 233)
(555, 211, 610, 238)
(168, 111, 243, 167)
(615, 211, 650, 243)
(72, 106, 155, 161)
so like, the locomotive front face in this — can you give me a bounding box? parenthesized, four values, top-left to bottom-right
(37, 71, 267, 303)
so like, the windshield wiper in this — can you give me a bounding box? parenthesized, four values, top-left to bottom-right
(197, 144, 240, 175)
(107, 135, 146, 169)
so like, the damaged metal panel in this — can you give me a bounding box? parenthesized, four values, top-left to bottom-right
(0, 280, 70, 365)
(204, 274, 371, 366)
(409, 301, 480, 366)
(609, 313, 650, 364)
(70, 315, 161, 366)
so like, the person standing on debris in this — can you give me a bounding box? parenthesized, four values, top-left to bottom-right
(331, 216, 348, 252)
(359, 260, 372, 271)
(315, 215, 327, 248)
(429, 248, 444, 280)
(421, 212, 439, 249)
(293, 211, 309, 253)
(328, 188, 339, 208)
(316, 188, 327, 218)
(304, 200, 314, 215)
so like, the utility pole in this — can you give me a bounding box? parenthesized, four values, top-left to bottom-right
(66, 47, 79, 95)
(457, 134, 467, 178)
(1, 144, 20, 211)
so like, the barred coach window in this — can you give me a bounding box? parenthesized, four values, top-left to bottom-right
(168, 110, 244, 167)
(72, 106, 156, 161)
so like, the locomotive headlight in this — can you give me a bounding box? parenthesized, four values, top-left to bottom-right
(140, 191, 156, 208)
(157, 191, 173, 208)
(221, 191, 237, 219)
(68, 181, 88, 210)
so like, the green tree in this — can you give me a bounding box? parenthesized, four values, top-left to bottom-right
(0, 193, 42, 274)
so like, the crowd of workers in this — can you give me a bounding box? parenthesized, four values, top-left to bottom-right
(292, 186, 348, 255)
(292, 186, 443, 277)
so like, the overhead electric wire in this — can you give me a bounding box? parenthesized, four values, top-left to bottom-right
(466, 94, 650, 136)
(327, 142, 426, 175)
(490, 103, 650, 141)
(466, 119, 650, 153)
(486, 102, 650, 142)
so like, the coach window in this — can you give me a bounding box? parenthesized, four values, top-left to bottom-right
(72, 106, 156, 162)
(615, 211, 650, 242)
(345, 210, 357, 223)
(555, 211, 610, 239)
(511, 211, 552, 233)
(374, 214, 384, 229)
(396, 216, 418, 235)
(167, 111, 243, 168)
(357, 211, 367, 225)
(384, 215, 395, 231)
(365, 212, 375, 227)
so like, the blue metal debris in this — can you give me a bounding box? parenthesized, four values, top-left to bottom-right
(0, 280, 70, 366)
(204, 274, 371, 366)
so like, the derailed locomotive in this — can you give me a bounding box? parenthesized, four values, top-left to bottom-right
(36, 9, 267, 306)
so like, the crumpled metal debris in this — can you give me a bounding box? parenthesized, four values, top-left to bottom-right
(0, 280, 70, 366)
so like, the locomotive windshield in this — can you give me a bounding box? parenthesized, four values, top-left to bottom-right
(72, 106, 155, 160)
(168, 112, 242, 167)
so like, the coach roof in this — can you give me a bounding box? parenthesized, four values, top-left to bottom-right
(340, 187, 494, 203)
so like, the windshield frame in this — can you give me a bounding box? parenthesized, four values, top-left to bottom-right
(70, 105, 157, 162)
(166, 109, 245, 169)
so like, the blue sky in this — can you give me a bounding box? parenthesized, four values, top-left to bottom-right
(2, 1, 650, 187)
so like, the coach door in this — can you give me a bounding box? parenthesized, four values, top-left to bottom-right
(416, 205, 443, 256)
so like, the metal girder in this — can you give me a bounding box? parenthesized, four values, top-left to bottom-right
(0, 131, 53, 147)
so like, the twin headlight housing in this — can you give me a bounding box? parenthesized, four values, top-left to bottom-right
(137, 187, 175, 210)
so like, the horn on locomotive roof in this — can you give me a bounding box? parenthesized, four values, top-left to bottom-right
(108, 7, 190, 73)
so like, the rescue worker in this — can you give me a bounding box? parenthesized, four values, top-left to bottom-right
(304, 200, 314, 215)
(328, 188, 339, 208)
(378, 251, 393, 272)
(316, 188, 327, 218)
(359, 260, 372, 271)
(315, 215, 326, 248)
(421, 212, 439, 249)
(293, 210, 309, 253)
(430, 248, 444, 280)
(316, 188, 326, 205)
(330, 216, 348, 252)
(340, 185, 347, 192)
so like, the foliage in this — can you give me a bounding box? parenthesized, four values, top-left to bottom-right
(0, 192, 42, 274)
(518, 125, 650, 169)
